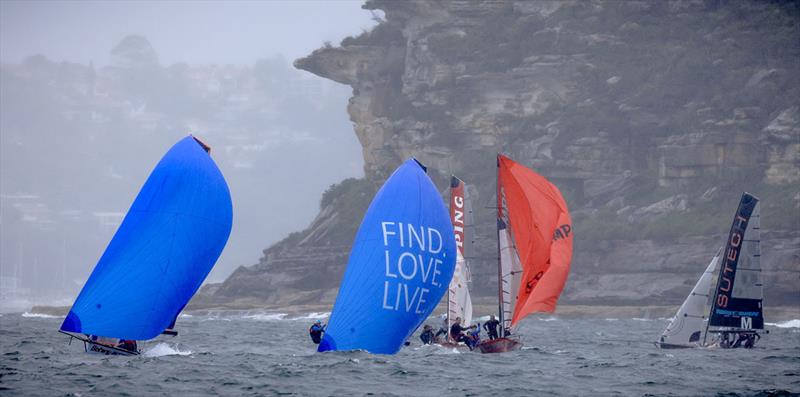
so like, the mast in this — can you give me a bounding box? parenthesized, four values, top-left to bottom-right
(496, 154, 505, 337)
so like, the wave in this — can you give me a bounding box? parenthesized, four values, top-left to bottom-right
(21, 312, 64, 319)
(143, 343, 192, 357)
(179, 314, 193, 319)
(604, 318, 619, 321)
(766, 319, 800, 329)
(242, 313, 288, 321)
(413, 344, 462, 354)
(291, 312, 330, 321)
(632, 318, 652, 322)
(539, 317, 558, 322)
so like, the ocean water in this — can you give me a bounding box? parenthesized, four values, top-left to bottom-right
(1, 312, 798, 396)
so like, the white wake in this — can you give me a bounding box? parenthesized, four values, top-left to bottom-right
(21, 312, 64, 319)
(766, 319, 800, 329)
(143, 343, 192, 357)
(242, 313, 288, 321)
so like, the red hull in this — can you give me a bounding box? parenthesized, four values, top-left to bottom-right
(477, 337, 522, 353)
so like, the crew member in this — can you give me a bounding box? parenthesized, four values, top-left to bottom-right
(117, 339, 137, 353)
(720, 332, 732, 349)
(450, 317, 477, 345)
(483, 315, 500, 340)
(420, 325, 435, 345)
(744, 332, 760, 349)
(731, 333, 746, 349)
(465, 324, 481, 350)
(309, 320, 326, 344)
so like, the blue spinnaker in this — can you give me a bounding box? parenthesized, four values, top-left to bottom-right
(60, 136, 232, 340)
(319, 159, 456, 354)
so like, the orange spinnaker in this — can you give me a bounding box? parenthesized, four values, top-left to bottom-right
(498, 155, 573, 326)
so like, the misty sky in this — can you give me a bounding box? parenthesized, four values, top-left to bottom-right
(1, 0, 378, 66)
(0, 0, 378, 309)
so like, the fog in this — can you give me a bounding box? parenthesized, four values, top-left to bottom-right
(0, 0, 377, 311)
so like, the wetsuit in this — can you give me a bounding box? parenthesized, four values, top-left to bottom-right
(720, 333, 731, 349)
(731, 334, 744, 349)
(309, 324, 325, 344)
(420, 329, 434, 345)
(483, 319, 500, 340)
(464, 327, 481, 350)
(117, 340, 137, 353)
(744, 333, 760, 348)
(450, 323, 474, 344)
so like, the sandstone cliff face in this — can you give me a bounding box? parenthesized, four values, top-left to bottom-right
(202, 0, 799, 309)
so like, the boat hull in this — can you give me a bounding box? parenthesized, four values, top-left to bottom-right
(477, 337, 522, 353)
(655, 342, 697, 349)
(85, 340, 139, 356)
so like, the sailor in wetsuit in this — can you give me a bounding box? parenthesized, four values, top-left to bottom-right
(744, 332, 760, 348)
(464, 324, 481, 350)
(720, 332, 732, 348)
(309, 320, 326, 344)
(483, 315, 500, 340)
(450, 317, 477, 346)
(117, 339, 138, 353)
(419, 325, 435, 345)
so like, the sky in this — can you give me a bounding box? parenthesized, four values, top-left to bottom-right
(0, 0, 378, 310)
(0, 0, 378, 66)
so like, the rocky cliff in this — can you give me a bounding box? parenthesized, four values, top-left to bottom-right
(201, 0, 799, 310)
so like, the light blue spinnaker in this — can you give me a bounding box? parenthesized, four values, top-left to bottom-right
(60, 136, 233, 341)
(319, 159, 456, 354)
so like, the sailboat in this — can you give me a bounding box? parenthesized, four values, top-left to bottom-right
(318, 159, 457, 354)
(59, 135, 233, 355)
(443, 176, 473, 345)
(658, 192, 763, 349)
(478, 154, 574, 354)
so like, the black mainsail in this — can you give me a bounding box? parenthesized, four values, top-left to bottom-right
(708, 192, 763, 332)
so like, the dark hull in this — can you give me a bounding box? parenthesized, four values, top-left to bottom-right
(655, 342, 696, 349)
(60, 331, 140, 356)
(477, 337, 522, 353)
(85, 340, 140, 356)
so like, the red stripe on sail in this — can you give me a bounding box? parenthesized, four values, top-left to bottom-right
(450, 177, 466, 256)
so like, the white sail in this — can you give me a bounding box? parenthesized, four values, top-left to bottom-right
(447, 176, 473, 333)
(448, 250, 473, 328)
(658, 249, 721, 348)
(498, 221, 523, 333)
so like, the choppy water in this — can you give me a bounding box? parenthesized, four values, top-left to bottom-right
(1, 312, 798, 396)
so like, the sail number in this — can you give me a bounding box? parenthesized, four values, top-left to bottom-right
(741, 316, 752, 329)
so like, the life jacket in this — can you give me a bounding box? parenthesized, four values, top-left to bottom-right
(309, 325, 323, 344)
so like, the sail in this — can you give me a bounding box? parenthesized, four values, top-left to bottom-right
(60, 136, 233, 340)
(659, 249, 721, 347)
(709, 193, 763, 330)
(498, 219, 523, 332)
(497, 155, 573, 327)
(447, 176, 473, 330)
(319, 159, 457, 354)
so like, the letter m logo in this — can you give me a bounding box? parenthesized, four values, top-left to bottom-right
(741, 316, 752, 329)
